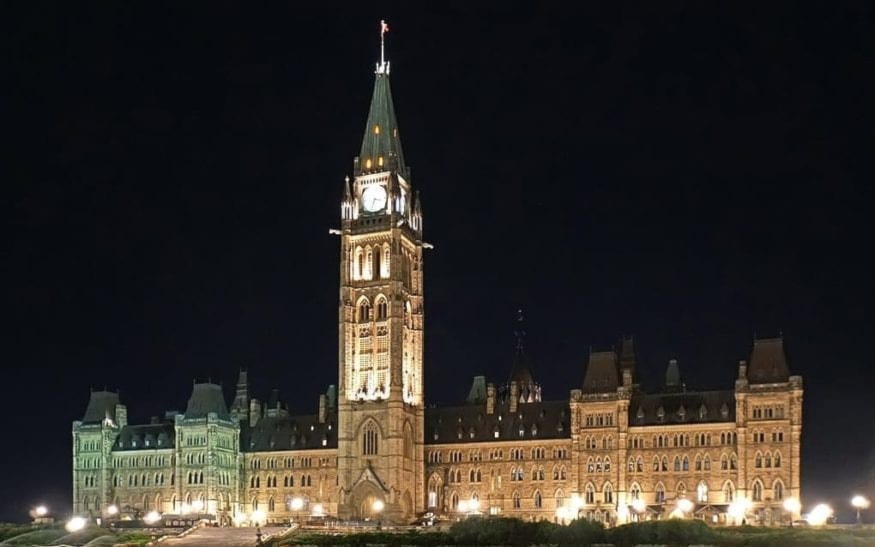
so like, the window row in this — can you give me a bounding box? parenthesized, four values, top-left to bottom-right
(752, 405, 785, 420)
(584, 413, 615, 427)
(352, 244, 392, 281)
(250, 456, 318, 470)
(112, 455, 170, 468)
(112, 473, 172, 487)
(751, 428, 785, 443)
(754, 451, 782, 469)
(249, 474, 313, 488)
(583, 435, 614, 450)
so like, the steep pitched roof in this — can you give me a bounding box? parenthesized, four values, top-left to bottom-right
(113, 423, 175, 450)
(357, 71, 408, 178)
(184, 383, 229, 420)
(425, 400, 570, 445)
(630, 390, 735, 426)
(81, 390, 120, 423)
(748, 337, 791, 383)
(582, 351, 620, 393)
(242, 412, 337, 452)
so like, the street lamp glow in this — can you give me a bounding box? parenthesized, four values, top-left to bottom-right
(143, 511, 161, 524)
(250, 509, 266, 525)
(676, 498, 694, 513)
(631, 498, 647, 514)
(312, 503, 324, 517)
(728, 497, 750, 523)
(34, 505, 48, 517)
(192, 500, 204, 512)
(372, 499, 384, 513)
(852, 495, 870, 510)
(180, 503, 191, 515)
(616, 504, 630, 522)
(290, 497, 304, 511)
(457, 500, 468, 513)
(783, 497, 801, 514)
(106, 505, 119, 516)
(65, 516, 87, 533)
(468, 498, 480, 512)
(807, 503, 833, 526)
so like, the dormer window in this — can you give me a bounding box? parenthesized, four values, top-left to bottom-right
(657, 406, 665, 422)
(699, 404, 708, 420)
(518, 426, 525, 437)
(531, 424, 538, 436)
(720, 403, 729, 419)
(678, 405, 686, 421)
(637, 407, 645, 421)
(493, 426, 500, 439)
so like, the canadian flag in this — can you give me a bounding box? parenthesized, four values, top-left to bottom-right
(381, 20, 389, 36)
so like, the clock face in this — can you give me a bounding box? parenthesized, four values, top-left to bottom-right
(362, 185, 387, 212)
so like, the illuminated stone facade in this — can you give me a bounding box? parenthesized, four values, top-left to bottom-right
(72, 41, 803, 526)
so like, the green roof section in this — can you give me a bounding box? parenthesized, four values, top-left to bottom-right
(357, 71, 408, 178)
(184, 382, 230, 420)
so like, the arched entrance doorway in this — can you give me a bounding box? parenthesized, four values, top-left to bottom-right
(350, 481, 386, 520)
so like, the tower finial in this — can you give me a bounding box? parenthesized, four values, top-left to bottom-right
(377, 20, 390, 74)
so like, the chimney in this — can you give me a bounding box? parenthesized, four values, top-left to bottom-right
(509, 381, 519, 413)
(319, 394, 328, 424)
(486, 383, 495, 415)
(738, 360, 748, 380)
(249, 398, 262, 427)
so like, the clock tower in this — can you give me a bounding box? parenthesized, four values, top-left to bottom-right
(336, 27, 425, 522)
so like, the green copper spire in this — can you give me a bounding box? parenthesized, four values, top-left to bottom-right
(356, 21, 408, 179)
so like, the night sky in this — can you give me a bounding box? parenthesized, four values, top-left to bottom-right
(5, 5, 873, 523)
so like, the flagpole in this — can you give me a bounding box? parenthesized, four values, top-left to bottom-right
(380, 20, 386, 68)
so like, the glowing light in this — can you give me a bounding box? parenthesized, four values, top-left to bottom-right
(728, 497, 751, 522)
(106, 505, 119, 516)
(807, 503, 833, 526)
(616, 504, 629, 521)
(180, 503, 192, 515)
(469, 498, 480, 512)
(143, 511, 161, 524)
(852, 495, 871, 510)
(65, 516, 87, 533)
(34, 505, 48, 517)
(676, 498, 694, 513)
(631, 498, 647, 514)
(192, 500, 204, 512)
(312, 503, 324, 517)
(290, 497, 304, 511)
(372, 499, 385, 513)
(783, 497, 801, 514)
(250, 510, 266, 525)
(365, 158, 372, 169)
(457, 500, 468, 513)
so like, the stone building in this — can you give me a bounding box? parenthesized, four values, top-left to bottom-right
(72, 34, 803, 526)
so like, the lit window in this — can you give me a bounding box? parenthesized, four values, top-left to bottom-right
(365, 158, 372, 169)
(374, 125, 380, 135)
(378, 156, 384, 166)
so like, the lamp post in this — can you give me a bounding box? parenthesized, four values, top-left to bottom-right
(852, 495, 870, 525)
(782, 497, 801, 526)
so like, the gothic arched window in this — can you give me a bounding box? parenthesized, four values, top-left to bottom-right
(358, 299, 371, 322)
(362, 422, 379, 456)
(375, 297, 388, 320)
